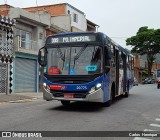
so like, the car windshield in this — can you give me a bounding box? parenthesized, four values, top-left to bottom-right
(46, 45, 102, 75)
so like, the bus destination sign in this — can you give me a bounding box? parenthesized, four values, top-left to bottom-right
(47, 35, 96, 44)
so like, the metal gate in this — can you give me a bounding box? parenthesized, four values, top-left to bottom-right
(0, 63, 8, 94)
(15, 58, 36, 93)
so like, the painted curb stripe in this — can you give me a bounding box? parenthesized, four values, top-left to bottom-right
(155, 118, 160, 121)
(133, 137, 153, 140)
(150, 124, 160, 128)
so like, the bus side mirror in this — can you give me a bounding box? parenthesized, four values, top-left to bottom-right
(38, 47, 47, 66)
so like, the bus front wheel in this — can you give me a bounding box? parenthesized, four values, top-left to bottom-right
(102, 85, 115, 107)
(102, 100, 112, 107)
(61, 100, 70, 106)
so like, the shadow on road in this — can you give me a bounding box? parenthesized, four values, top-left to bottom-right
(47, 95, 131, 112)
(48, 102, 105, 112)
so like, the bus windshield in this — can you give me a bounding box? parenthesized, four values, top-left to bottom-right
(47, 45, 102, 75)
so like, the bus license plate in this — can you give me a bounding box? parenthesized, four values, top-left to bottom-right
(64, 94, 74, 98)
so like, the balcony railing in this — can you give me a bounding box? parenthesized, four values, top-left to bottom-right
(0, 40, 14, 56)
(14, 36, 44, 55)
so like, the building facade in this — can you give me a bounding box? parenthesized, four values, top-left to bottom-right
(0, 3, 98, 93)
(0, 15, 15, 94)
(24, 3, 98, 32)
(134, 54, 160, 83)
(9, 8, 50, 93)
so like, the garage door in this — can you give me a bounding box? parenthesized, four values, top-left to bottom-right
(15, 58, 37, 93)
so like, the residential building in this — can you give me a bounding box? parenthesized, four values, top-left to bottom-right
(134, 54, 160, 83)
(0, 14, 15, 94)
(0, 5, 53, 93)
(24, 3, 98, 32)
(0, 3, 98, 93)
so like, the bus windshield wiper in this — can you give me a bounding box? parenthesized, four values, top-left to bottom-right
(56, 47, 65, 61)
(74, 45, 87, 60)
(72, 45, 87, 69)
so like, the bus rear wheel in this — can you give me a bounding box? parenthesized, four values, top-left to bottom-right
(124, 83, 129, 97)
(61, 100, 70, 106)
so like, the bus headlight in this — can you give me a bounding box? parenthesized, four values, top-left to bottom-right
(43, 83, 47, 87)
(96, 83, 102, 89)
(89, 83, 102, 93)
(43, 83, 50, 92)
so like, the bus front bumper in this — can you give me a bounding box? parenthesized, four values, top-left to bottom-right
(43, 88, 104, 103)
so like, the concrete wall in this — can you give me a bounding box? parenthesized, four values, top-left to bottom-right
(24, 4, 87, 32)
(66, 5, 87, 31)
(8, 8, 46, 54)
(51, 15, 71, 31)
(24, 4, 65, 16)
(8, 8, 50, 26)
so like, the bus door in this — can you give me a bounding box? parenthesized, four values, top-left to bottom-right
(122, 53, 127, 92)
(115, 49, 119, 96)
(118, 51, 124, 95)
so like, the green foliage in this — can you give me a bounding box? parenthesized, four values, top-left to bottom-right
(126, 26, 160, 76)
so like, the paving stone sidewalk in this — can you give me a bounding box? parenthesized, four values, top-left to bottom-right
(0, 92, 43, 103)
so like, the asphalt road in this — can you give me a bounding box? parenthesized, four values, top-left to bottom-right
(0, 84, 160, 140)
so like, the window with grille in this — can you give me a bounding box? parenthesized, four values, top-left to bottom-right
(73, 13, 78, 23)
(0, 30, 7, 42)
(15, 28, 32, 49)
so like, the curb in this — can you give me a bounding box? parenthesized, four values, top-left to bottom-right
(0, 97, 38, 104)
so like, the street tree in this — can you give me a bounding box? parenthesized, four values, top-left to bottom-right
(126, 26, 160, 76)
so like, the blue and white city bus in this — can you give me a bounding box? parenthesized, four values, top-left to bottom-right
(38, 32, 134, 106)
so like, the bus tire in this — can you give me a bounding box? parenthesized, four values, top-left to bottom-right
(61, 100, 70, 106)
(124, 82, 129, 97)
(102, 83, 115, 107)
(102, 100, 112, 107)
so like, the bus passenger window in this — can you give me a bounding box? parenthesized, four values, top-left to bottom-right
(111, 45, 115, 56)
(91, 48, 101, 72)
(131, 58, 134, 70)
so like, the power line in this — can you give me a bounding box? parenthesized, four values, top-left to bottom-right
(110, 37, 127, 39)
(35, 0, 41, 22)
(3, 0, 9, 15)
(3, 0, 7, 4)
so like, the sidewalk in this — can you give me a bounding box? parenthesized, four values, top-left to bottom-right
(0, 92, 43, 103)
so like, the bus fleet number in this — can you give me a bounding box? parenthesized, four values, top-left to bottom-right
(76, 86, 87, 90)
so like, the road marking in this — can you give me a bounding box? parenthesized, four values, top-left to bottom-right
(143, 129, 157, 131)
(150, 124, 160, 128)
(155, 118, 160, 121)
(133, 137, 153, 140)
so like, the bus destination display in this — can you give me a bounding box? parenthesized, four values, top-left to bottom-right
(47, 35, 96, 44)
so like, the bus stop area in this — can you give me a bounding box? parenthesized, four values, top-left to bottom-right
(0, 92, 42, 104)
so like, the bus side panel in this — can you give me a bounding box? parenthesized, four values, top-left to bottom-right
(130, 70, 134, 88)
(102, 72, 110, 102)
(126, 68, 134, 90)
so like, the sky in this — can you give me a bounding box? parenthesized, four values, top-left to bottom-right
(0, 0, 160, 50)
